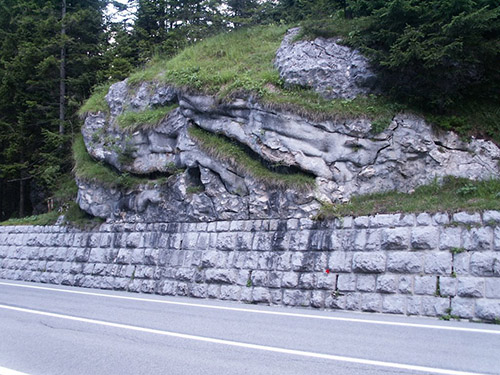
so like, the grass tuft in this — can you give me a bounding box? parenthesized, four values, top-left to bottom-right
(72, 134, 147, 189)
(0, 211, 60, 226)
(78, 82, 112, 117)
(116, 104, 178, 131)
(316, 177, 500, 220)
(188, 126, 315, 190)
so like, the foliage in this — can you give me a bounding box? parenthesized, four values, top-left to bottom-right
(78, 82, 112, 117)
(0, 0, 107, 220)
(72, 134, 146, 189)
(316, 177, 500, 219)
(0, 211, 60, 226)
(126, 25, 399, 124)
(189, 126, 315, 190)
(116, 104, 178, 131)
(63, 201, 104, 229)
(355, 0, 500, 111)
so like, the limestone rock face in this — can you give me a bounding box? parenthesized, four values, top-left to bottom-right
(274, 28, 376, 99)
(77, 29, 500, 223)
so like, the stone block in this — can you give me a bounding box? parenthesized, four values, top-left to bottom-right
(457, 278, 484, 298)
(235, 232, 254, 251)
(411, 227, 439, 250)
(251, 270, 268, 287)
(424, 252, 452, 275)
(494, 227, 500, 251)
(439, 277, 457, 297)
(433, 213, 450, 226)
(470, 252, 500, 276)
(328, 252, 352, 272)
(216, 221, 230, 232)
(257, 252, 275, 270)
(475, 300, 500, 321)
(307, 231, 328, 251)
(207, 284, 220, 298)
(370, 214, 400, 228)
(310, 291, 325, 308)
(291, 252, 315, 272)
(485, 279, 500, 298)
(220, 285, 241, 301)
(365, 230, 381, 251)
(131, 249, 144, 264)
(189, 284, 208, 298)
(353, 216, 369, 228)
(281, 272, 299, 288)
(356, 274, 376, 292)
(325, 294, 346, 310)
(387, 252, 422, 273)
(381, 228, 410, 250)
(382, 295, 406, 314)
(345, 293, 361, 310)
(451, 297, 475, 319)
(376, 275, 397, 294)
(268, 272, 282, 288)
(288, 230, 309, 251)
(416, 213, 432, 226)
(252, 287, 271, 303)
(421, 296, 449, 317)
(205, 269, 236, 284)
(326, 231, 343, 251)
(483, 210, 500, 224)
(315, 272, 335, 289)
(298, 273, 316, 289)
(463, 228, 492, 251)
(313, 253, 328, 272)
(216, 232, 236, 251)
(454, 252, 470, 275)
(337, 274, 356, 292)
(414, 275, 437, 295)
(75, 248, 90, 263)
(361, 294, 381, 312)
(125, 233, 142, 248)
(352, 252, 386, 273)
(283, 289, 310, 306)
(252, 232, 274, 252)
(452, 212, 481, 225)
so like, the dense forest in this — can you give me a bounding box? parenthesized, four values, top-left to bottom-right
(0, 0, 498, 221)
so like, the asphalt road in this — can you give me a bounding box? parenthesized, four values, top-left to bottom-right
(0, 280, 499, 375)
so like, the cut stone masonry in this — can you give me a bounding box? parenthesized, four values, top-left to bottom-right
(1, 210, 499, 321)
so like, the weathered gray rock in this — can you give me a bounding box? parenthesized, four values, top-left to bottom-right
(274, 28, 375, 99)
(77, 30, 500, 223)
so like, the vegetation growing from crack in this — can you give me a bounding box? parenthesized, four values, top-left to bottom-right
(188, 125, 315, 190)
(316, 176, 500, 219)
(116, 104, 179, 132)
(72, 134, 148, 189)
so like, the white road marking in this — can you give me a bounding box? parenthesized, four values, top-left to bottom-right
(1, 281, 499, 335)
(0, 304, 485, 375)
(0, 366, 28, 375)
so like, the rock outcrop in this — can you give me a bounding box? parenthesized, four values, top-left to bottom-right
(274, 28, 376, 99)
(78, 29, 500, 223)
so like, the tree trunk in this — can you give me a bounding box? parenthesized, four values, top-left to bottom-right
(19, 174, 25, 218)
(59, 0, 66, 135)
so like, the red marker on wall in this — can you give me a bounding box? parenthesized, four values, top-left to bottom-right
(325, 268, 330, 274)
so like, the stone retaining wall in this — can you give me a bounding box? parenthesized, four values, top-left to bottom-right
(1, 211, 500, 321)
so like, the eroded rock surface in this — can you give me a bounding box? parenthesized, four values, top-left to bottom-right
(274, 28, 376, 99)
(78, 29, 500, 223)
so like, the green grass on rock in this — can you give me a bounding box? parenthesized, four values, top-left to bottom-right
(72, 134, 147, 189)
(188, 126, 315, 190)
(316, 177, 500, 220)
